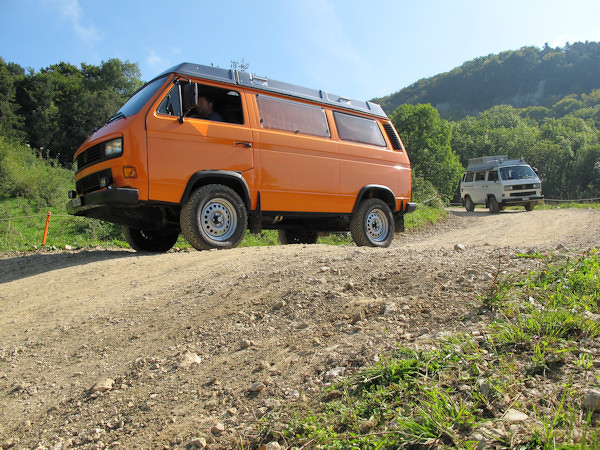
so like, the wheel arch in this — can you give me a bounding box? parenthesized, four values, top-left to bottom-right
(352, 185, 396, 215)
(181, 171, 251, 211)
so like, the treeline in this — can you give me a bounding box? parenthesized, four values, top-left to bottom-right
(0, 57, 143, 165)
(375, 42, 600, 121)
(393, 99, 600, 202)
(1, 52, 599, 204)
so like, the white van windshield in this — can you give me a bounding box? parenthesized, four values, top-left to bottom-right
(499, 165, 537, 181)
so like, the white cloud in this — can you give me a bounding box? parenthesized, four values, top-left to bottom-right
(49, 0, 101, 43)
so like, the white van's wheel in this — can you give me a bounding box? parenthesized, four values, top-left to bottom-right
(488, 196, 500, 214)
(180, 184, 247, 250)
(350, 198, 394, 247)
(464, 196, 475, 212)
(525, 202, 535, 211)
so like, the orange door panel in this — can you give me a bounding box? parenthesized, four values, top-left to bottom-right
(145, 115, 253, 203)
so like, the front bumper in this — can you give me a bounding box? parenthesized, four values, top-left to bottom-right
(66, 188, 139, 216)
(501, 195, 544, 206)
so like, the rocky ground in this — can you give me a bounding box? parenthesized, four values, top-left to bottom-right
(1, 208, 599, 449)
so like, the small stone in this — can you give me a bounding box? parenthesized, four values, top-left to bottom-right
(250, 382, 266, 392)
(187, 436, 207, 448)
(179, 352, 202, 368)
(210, 422, 225, 436)
(265, 442, 282, 449)
(454, 243, 467, 251)
(91, 378, 114, 393)
(240, 340, 252, 349)
(503, 408, 528, 422)
(272, 300, 286, 310)
(583, 389, 600, 411)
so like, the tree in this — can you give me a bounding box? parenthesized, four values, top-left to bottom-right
(391, 104, 463, 202)
(0, 57, 25, 141)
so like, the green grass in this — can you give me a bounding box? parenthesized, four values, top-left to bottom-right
(256, 249, 600, 449)
(0, 196, 447, 252)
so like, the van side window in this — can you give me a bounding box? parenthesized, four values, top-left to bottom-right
(334, 112, 386, 147)
(488, 170, 498, 182)
(157, 83, 244, 124)
(475, 171, 486, 181)
(256, 95, 330, 137)
(464, 172, 474, 182)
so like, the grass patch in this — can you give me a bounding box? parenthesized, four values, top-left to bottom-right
(256, 249, 600, 448)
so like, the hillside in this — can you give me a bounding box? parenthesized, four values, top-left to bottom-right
(374, 41, 600, 119)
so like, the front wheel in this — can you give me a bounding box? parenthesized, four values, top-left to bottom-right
(350, 198, 394, 247)
(123, 226, 179, 253)
(525, 202, 536, 211)
(180, 184, 247, 250)
(488, 196, 500, 214)
(464, 196, 475, 212)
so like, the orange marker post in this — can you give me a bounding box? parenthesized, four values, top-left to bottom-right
(42, 211, 51, 246)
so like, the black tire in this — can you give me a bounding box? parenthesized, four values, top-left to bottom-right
(525, 202, 535, 211)
(464, 196, 475, 212)
(488, 196, 500, 214)
(180, 184, 247, 250)
(350, 198, 394, 247)
(123, 226, 179, 253)
(278, 229, 319, 245)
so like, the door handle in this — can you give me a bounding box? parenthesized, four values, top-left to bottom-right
(235, 142, 252, 148)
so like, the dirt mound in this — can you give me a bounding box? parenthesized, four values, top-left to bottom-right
(1, 208, 599, 448)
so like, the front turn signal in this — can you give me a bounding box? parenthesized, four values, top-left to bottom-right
(123, 166, 137, 178)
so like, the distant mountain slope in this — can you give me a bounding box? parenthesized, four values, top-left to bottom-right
(374, 42, 600, 120)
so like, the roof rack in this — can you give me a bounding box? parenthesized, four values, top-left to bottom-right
(156, 62, 387, 118)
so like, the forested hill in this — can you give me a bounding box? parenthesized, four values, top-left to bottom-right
(374, 41, 600, 119)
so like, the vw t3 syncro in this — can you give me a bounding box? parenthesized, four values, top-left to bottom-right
(67, 63, 415, 251)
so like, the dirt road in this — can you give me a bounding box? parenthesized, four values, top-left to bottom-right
(1, 208, 599, 449)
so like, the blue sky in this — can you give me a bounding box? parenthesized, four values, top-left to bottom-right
(1, 0, 599, 101)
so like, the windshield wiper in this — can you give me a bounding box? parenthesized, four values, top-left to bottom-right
(107, 111, 127, 124)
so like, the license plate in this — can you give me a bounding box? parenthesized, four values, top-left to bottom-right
(72, 197, 82, 207)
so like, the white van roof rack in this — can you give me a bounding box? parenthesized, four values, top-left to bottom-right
(156, 62, 387, 118)
(466, 155, 528, 171)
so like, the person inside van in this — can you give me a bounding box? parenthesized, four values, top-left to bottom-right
(186, 94, 224, 122)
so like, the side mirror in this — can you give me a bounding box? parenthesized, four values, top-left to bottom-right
(178, 81, 198, 123)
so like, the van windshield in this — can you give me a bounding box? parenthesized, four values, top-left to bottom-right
(108, 76, 168, 123)
(499, 165, 537, 181)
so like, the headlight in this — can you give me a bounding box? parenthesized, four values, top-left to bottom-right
(533, 183, 541, 189)
(504, 185, 513, 191)
(104, 138, 123, 157)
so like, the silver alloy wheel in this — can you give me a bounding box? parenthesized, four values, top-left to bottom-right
(365, 208, 389, 243)
(200, 198, 237, 242)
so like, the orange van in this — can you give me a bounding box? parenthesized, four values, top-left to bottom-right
(67, 63, 415, 251)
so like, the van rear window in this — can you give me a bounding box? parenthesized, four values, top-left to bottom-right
(334, 112, 386, 147)
(257, 95, 330, 137)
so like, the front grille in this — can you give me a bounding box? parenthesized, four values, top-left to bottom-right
(511, 184, 536, 190)
(76, 169, 113, 195)
(76, 143, 104, 172)
(510, 191, 536, 197)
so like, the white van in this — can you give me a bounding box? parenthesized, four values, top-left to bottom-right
(460, 155, 543, 213)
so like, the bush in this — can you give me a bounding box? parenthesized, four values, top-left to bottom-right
(0, 136, 73, 208)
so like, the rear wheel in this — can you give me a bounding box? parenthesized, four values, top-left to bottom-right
(123, 226, 179, 253)
(278, 229, 319, 245)
(180, 184, 247, 250)
(350, 198, 394, 247)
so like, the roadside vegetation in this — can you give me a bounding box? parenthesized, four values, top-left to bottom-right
(255, 249, 600, 448)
